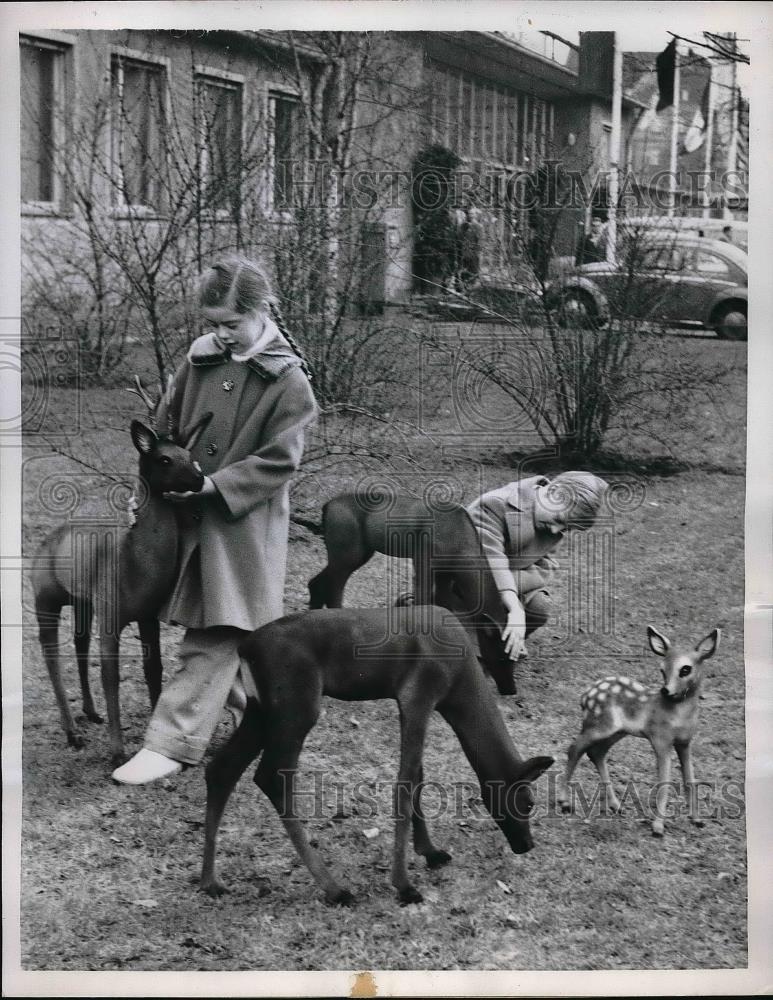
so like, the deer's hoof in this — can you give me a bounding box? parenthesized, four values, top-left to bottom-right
(67, 730, 86, 750)
(558, 800, 571, 814)
(110, 751, 128, 770)
(325, 887, 354, 907)
(426, 849, 452, 869)
(200, 878, 229, 899)
(690, 817, 706, 828)
(651, 821, 665, 838)
(85, 710, 104, 724)
(399, 885, 424, 905)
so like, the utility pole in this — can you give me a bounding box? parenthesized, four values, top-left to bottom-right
(724, 32, 738, 220)
(702, 59, 715, 219)
(667, 39, 681, 218)
(607, 33, 623, 262)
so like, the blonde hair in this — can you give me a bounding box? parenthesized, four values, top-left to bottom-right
(199, 254, 273, 315)
(198, 254, 313, 380)
(545, 471, 608, 525)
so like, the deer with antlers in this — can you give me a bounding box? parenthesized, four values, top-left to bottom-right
(31, 377, 212, 767)
(556, 625, 720, 836)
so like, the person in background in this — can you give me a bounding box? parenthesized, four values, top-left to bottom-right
(113, 254, 317, 784)
(467, 472, 609, 660)
(575, 217, 608, 265)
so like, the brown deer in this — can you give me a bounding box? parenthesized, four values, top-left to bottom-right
(307, 492, 516, 695)
(199, 605, 554, 905)
(556, 626, 720, 836)
(31, 393, 212, 767)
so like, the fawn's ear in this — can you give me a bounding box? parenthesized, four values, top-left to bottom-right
(130, 420, 158, 455)
(695, 628, 720, 661)
(520, 755, 554, 782)
(647, 625, 671, 657)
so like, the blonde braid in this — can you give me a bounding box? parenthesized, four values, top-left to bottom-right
(269, 300, 314, 381)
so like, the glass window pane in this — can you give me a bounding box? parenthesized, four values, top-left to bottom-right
(199, 79, 242, 213)
(272, 95, 301, 209)
(113, 59, 165, 208)
(21, 43, 57, 202)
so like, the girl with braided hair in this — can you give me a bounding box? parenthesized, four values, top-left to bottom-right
(114, 255, 317, 783)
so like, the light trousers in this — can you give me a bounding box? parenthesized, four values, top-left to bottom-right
(144, 626, 257, 766)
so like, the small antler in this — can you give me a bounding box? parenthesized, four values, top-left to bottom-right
(125, 375, 157, 414)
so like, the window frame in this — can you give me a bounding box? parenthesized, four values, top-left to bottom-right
(194, 65, 245, 222)
(20, 33, 71, 216)
(266, 85, 304, 218)
(109, 46, 171, 218)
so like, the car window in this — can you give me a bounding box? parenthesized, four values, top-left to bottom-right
(694, 251, 731, 277)
(643, 245, 691, 271)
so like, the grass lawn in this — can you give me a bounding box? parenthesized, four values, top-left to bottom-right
(16, 335, 748, 971)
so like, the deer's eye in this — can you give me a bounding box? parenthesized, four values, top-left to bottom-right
(679, 665, 692, 677)
(160, 456, 172, 467)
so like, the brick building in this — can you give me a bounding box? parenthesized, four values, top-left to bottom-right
(20, 28, 648, 316)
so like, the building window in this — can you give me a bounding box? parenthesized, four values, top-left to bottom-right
(428, 61, 553, 172)
(268, 92, 302, 211)
(20, 37, 65, 206)
(196, 75, 242, 216)
(111, 54, 166, 211)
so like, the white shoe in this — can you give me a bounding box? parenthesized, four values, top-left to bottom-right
(112, 749, 183, 785)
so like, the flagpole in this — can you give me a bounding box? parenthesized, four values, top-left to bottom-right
(724, 32, 738, 220)
(606, 33, 623, 263)
(702, 60, 715, 219)
(668, 39, 680, 218)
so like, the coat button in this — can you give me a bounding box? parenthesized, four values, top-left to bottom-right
(222, 380, 235, 392)
(206, 443, 218, 455)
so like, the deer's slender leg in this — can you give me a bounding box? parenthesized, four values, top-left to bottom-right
(255, 718, 352, 905)
(413, 530, 434, 606)
(411, 763, 452, 869)
(37, 595, 85, 749)
(99, 630, 125, 768)
(137, 618, 163, 709)
(651, 744, 674, 837)
(73, 598, 101, 723)
(200, 700, 264, 897)
(675, 740, 704, 828)
(557, 729, 601, 812)
(587, 734, 625, 813)
(392, 692, 434, 904)
(309, 550, 371, 608)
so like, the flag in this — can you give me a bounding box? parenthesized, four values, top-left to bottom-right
(682, 77, 710, 153)
(656, 38, 677, 111)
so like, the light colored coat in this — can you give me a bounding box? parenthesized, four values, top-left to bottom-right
(155, 323, 317, 631)
(466, 476, 562, 599)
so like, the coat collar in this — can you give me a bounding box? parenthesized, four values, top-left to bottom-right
(187, 319, 303, 382)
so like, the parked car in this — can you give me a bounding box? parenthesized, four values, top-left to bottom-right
(546, 235, 747, 340)
(623, 215, 748, 253)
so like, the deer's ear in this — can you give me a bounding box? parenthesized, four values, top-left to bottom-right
(131, 420, 159, 455)
(520, 755, 554, 782)
(647, 626, 670, 657)
(181, 411, 214, 450)
(696, 628, 720, 661)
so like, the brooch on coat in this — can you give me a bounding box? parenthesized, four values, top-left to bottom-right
(222, 379, 235, 392)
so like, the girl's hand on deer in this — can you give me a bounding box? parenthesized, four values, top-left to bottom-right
(163, 476, 217, 503)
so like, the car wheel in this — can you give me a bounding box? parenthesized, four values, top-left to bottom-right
(559, 289, 601, 329)
(713, 304, 747, 341)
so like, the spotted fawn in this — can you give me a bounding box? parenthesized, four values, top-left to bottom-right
(557, 626, 720, 837)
